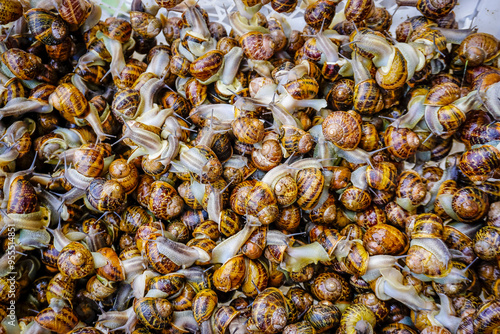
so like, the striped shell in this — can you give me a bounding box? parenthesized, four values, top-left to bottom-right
(322, 111, 362, 150)
(192, 289, 218, 323)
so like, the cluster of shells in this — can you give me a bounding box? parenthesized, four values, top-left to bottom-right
(4, 0, 500, 333)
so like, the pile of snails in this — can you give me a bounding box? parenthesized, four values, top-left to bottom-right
(3, 0, 500, 333)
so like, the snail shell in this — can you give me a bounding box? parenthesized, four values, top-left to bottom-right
(322, 110, 362, 150)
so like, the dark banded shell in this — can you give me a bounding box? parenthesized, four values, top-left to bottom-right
(251, 288, 288, 333)
(134, 297, 173, 330)
(160, 91, 191, 118)
(36, 304, 79, 333)
(340, 186, 371, 212)
(376, 48, 408, 90)
(296, 167, 325, 210)
(95, 247, 124, 282)
(345, 0, 375, 23)
(185, 78, 207, 107)
(148, 181, 184, 220)
(452, 187, 489, 222)
(25, 9, 68, 45)
(214, 306, 240, 334)
(192, 289, 218, 323)
(363, 224, 409, 255)
(112, 88, 140, 121)
(145, 240, 181, 274)
(354, 79, 384, 115)
(283, 76, 319, 100)
(7, 177, 38, 214)
(57, 242, 94, 279)
(115, 60, 147, 89)
(304, 0, 336, 28)
(245, 182, 279, 225)
(86, 178, 126, 212)
(396, 170, 427, 206)
(271, 0, 298, 13)
(322, 111, 362, 150)
(366, 162, 398, 191)
(1, 48, 42, 80)
(459, 145, 500, 185)
(411, 213, 443, 239)
(418, 0, 457, 19)
(240, 32, 275, 61)
(147, 274, 186, 298)
(385, 126, 420, 160)
(326, 78, 355, 111)
(190, 50, 224, 82)
(310, 272, 350, 302)
(103, 17, 132, 43)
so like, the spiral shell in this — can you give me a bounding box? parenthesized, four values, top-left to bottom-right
(322, 110, 362, 150)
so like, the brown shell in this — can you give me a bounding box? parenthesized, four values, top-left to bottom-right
(36, 304, 79, 333)
(345, 0, 375, 23)
(148, 181, 184, 220)
(145, 240, 181, 274)
(396, 170, 427, 207)
(170, 282, 197, 311)
(147, 273, 186, 298)
(245, 181, 279, 225)
(214, 306, 240, 334)
(232, 117, 265, 145)
(185, 77, 207, 106)
(459, 145, 500, 185)
(50, 83, 89, 119)
(24, 9, 68, 45)
(385, 126, 420, 160)
(240, 32, 275, 60)
(192, 289, 218, 323)
(424, 82, 460, 106)
(326, 78, 355, 111)
(46, 272, 75, 302)
(304, 301, 341, 333)
(0, 0, 22, 25)
(250, 288, 288, 333)
(354, 79, 384, 115)
(86, 178, 126, 212)
(417, 0, 457, 19)
(134, 297, 173, 330)
(304, 0, 336, 28)
(295, 167, 325, 211)
(340, 186, 371, 212)
(271, 0, 298, 13)
(310, 272, 350, 302)
(363, 224, 409, 256)
(242, 258, 269, 297)
(7, 176, 38, 214)
(190, 50, 224, 82)
(283, 76, 319, 100)
(452, 187, 489, 222)
(459, 33, 500, 67)
(95, 247, 124, 282)
(353, 292, 389, 323)
(410, 213, 443, 239)
(57, 242, 94, 279)
(1, 48, 42, 80)
(57, 0, 90, 27)
(322, 111, 362, 150)
(366, 161, 398, 191)
(160, 91, 191, 119)
(213, 255, 246, 292)
(376, 48, 408, 90)
(241, 226, 267, 259)
(309, 194, 337, 225)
